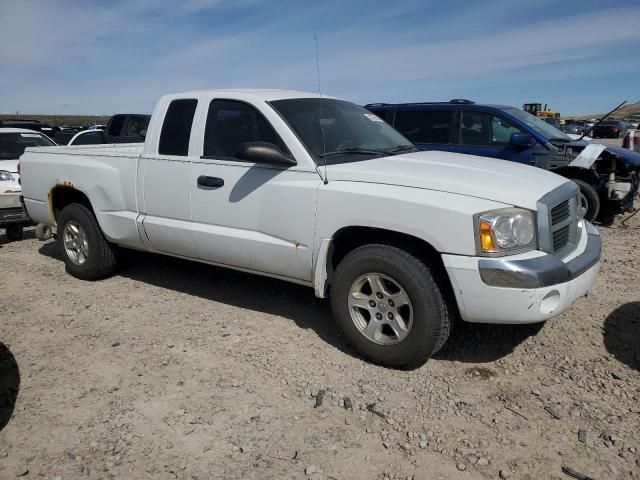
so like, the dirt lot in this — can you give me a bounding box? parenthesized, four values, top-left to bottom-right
(1, 210, 639, 480)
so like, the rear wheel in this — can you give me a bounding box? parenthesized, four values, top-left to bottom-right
(4, 225, 23, 241)
(58, 203, 118, 280)
(330, 244, 452, 368)
(572, 179, 600, 222)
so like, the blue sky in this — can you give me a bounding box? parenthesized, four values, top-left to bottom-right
(1, 0, 639, 116)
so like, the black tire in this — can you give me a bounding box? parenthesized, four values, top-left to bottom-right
(58, 203, 118, 280)
(35, 223, 53, 241)
(5, 225, 23, 241)
(572, 179, 600, 221)
(330, 244, 452, 368)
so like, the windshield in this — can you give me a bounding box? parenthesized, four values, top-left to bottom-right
(502, 107, 571, 142)
(0, 132, 56, 160)
(269, 98, 414, 163)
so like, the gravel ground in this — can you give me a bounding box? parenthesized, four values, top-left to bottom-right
(1, 207, 639, 480)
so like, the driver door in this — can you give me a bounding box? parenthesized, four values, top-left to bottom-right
(453, 110, 534, 165)
(189, 99, 319, 282)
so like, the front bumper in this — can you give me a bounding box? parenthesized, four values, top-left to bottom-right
(0, 193, 31, 227)
(442, 221, 600, 324)
(0, 207, 30, 227)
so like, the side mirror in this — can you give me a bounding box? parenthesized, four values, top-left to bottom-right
(235, 141, 296, 166)
(509, 132, 535, 148)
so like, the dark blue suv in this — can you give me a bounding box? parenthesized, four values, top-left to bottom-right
(365, 100, 640, 221)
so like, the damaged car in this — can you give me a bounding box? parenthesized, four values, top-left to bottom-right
(365, 100, 640, 221)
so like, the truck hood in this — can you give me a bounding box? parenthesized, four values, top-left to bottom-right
(326, 151, 568, 210)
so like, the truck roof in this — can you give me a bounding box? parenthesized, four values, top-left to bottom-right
(162, 88, 338, 103)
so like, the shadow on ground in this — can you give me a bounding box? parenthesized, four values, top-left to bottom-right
(435, 321, 543, 364)
(603, 301, 640, 371)
(38, 243, 536, 367)
(0, 228, 35, 247)
(0, 343, 20, 431)
(38, 242, 354, 358)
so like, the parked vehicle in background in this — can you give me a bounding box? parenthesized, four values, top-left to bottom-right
(592, 120, 627, 138)
(51, 127, 84, 145)
(0, 170, 28, 240)
(19, 89, 601, 367)
(365, 100, 640, 221)
(583, 120, 597, 131)
(560, 121, 585, 135)
(0, 119, 58, 137)
(0, 128, 55, 239)
(55, 114, 150, 146)
(103, 114, 150, 143)
(0, 128, 57, 178)
(64, 114, 151, 146)
(68, 129, 111, 146)
(623, 130, 640, 153)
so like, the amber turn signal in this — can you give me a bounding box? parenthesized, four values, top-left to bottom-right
(479, 220, 495, 252)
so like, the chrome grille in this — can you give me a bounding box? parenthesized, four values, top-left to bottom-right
(537, 182, 580, 256)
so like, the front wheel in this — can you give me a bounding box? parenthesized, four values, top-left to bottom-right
(330, 244, 452, 368)
(572, 179, 600, 222)
(58, 203, 119, 280)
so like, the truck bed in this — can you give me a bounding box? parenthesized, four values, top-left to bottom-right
(20, 143, 144, 249)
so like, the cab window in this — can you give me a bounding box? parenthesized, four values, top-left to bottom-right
(203, 99, 288, 160)
(159, 99, 198, 156)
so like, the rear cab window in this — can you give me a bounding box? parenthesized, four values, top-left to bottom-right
(159, 99, 198, 156)
(394, 109, 454, 144)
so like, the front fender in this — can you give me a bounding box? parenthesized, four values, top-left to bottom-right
(312, 181, 507, 297)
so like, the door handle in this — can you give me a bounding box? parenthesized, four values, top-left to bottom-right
(197, 176, 224, 188)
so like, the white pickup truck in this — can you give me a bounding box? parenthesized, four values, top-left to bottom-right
(19, 89, 601, 366)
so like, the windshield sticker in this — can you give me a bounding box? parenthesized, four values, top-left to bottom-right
(364, 113, 384, 122)
(20, 133, 42, 138)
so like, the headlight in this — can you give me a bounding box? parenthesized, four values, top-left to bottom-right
(475, 208, 537, 256)
(0, 170, 15, 182)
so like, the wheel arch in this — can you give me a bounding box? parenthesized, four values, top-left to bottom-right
(314, 225, 454, 302)
(49, 185, 95, 225)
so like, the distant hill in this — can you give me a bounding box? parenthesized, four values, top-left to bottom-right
(0, 114, 111, 128)
(573, 102, 640, 121)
